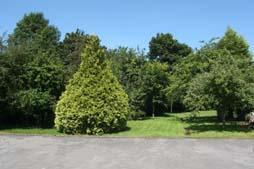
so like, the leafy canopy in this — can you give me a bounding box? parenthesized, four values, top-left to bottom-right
(2, 12, 64, 127)
(148, 33, 192, 64)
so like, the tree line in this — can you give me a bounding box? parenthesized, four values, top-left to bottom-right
(0, 12, 254, 131)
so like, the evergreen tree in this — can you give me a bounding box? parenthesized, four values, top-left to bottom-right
(217, 27, 250, 58)
(55, 37, 129, 135)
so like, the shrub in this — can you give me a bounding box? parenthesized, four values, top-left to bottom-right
(127, 110, 145, 120)
(13, 89, 55, 127)
(55, 37, 129, 135)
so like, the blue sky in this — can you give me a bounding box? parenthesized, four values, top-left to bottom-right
(1, 0, 254, 51)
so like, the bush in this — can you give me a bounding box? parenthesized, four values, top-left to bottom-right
(12, 89, 55, 127)
(128, 110, 145, 120)
(55, 37, 129, 135)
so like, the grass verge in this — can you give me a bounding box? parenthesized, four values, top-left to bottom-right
(1, 111, 254, 138)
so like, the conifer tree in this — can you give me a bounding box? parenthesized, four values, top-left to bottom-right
(217, 27, 250, 58)
(55, 36, 129, 135)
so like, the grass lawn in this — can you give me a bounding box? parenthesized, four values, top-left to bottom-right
(1, 111, 254, 138)
(0, 127, 61, 135)
(109, 111, 254, 138)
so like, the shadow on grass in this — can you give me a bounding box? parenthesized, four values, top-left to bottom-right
(0, 124, 29, 130)
(107, 126, 131, 134)
(186, 124, 251, 133)
(130, 116, 153, 121)
(0, 124, 53, 130)
(184, 116, 252, 133)
(186, 116, 218, 124)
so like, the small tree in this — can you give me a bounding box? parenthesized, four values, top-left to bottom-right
(142, 62, 169, 117)
(55, 37, 129, 135)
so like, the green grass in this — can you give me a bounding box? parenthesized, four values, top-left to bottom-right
(1, 111, 254, 138)
(109, 111, 254, 138)
(0, 127, 62, 136)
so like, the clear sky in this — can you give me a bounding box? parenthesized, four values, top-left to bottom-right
(1, 0, 254, 51)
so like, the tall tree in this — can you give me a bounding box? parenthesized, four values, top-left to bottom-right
(217, 27, 250, 58)
(9, 12, 60, 52)
(184, 50, 254, 122)
(148, 33, 192, 65)
(60, 29, 93, 79)
(166, 46, 218, 112)
(167, 28, 253, 113)
(0, 33, 7, 52)
(4, 13, 64, 127)
(142, 62, 169, 117)
(0, 35, 9, 119)
(107, 47, 146, 118)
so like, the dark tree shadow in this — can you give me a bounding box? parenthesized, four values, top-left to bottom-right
(183, 116, 217, 124)
(184, 115, 252, 133)
(157, 113, 175, 118)
(107, 126, 131, 134)
(186, 124, 251, 133)
(0, 124, 53, 130)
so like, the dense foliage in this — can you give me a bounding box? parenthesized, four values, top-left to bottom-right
(107, 48, 146, 119)
(141, 62, 169, 117)
(149, 33, 192, 65)
(171, 28, 254, 121)
(107, 48, 170, 118)
(0, 13, 65, 127)
(1, 12, 254, 133)
(60, 29, 95, 80)
(55, 37, 129, 134)
(185, 55, 254, 121)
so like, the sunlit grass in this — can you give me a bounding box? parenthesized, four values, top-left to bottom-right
(109, 111, 254, 138)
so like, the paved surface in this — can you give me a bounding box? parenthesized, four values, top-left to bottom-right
(0, 135, 254, 169)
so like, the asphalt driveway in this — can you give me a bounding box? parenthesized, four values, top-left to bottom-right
(0, 135, 253, 169)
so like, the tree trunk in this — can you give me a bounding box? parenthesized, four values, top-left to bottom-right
(170, 97, 173, 113)
(152, 104, 155, 118)
(222, 113, 226, 127)
(217, 111, 226, 126)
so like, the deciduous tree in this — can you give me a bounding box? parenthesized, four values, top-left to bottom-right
(148, 33, 192, 65)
